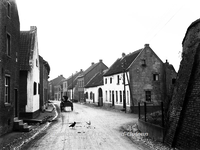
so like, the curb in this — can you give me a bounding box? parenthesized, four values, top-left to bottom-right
(13, 103, 58, 150)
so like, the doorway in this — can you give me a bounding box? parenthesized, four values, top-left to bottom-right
(14, 89, 18, 117)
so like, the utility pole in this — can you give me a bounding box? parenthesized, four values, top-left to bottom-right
(122, 60, 126, 113)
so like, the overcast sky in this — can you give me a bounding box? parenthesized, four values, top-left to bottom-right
(16, 0, 200, 80)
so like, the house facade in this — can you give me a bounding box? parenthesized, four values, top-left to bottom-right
(48, 75, 65, 100)
(103, 51, 141, 111)
(54, 79, 65, 100)
(0, 0, 20, 136)
(19, 26, 40, 119)
(39, 56, 50, 111)
(77, 59, 108, 102)
(128, 44, 176, 110)
(103, 44, 177, 112)
(63, 70, 83, 100)
(85, 71, 107, 106)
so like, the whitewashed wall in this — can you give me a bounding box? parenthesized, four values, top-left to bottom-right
(85, 87, 97, 104)
(26, 36, 40, 112)
(102, 72, 130, 106)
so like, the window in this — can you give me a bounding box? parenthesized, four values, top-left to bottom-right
(16, 52, 18, 62)
(153, 74, 159, 81)
(105, 78, 107, 84)
(145, 91, 151, 101)
(34, 82, 37, 95)
(6, 33, 11, 56)
(116, 91, 118, 103)
(110, 78, 112, 84)
(90, 92, 93, 100)
(120, 91, 122, 103)
(172, 78, 176, 84)
(36, 59, 38, 67)
(117, 75, 120, 85)
(105, 91, 107, 101)
(7, 2, 11, 18)
(85, 92, 88, 99)
(109, 90, 111, 102)
(5, 76, 10, 103)
(141, 59, 146, 66)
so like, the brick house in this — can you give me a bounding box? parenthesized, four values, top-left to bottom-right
(85, 69, 108, 106)
(54, 79, 65, 100)
(19, 26, 40, 119)
(39, 56, 50, 111)
(48, 75, 65, 100)
(77, 59, 108, 102)
(0, 0, 20, 136)
(103, 44, 176, 112)
(63, 70, 83, 100)
(128, 44, 176, 110)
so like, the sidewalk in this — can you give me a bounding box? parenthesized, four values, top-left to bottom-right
(0, 103, 58, 150)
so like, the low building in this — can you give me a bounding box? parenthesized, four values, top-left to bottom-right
(103, 44, 177, 112)
(77, 59, 108, 102)
(48, 75, 65, 100)
(85, 70, 107, 106)
(63, 70, 83, 100)
(19, 26, 40, 119)
(39, 56, 50, 111)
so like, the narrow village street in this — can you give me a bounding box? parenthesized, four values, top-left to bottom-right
(21, 102, 142, 150)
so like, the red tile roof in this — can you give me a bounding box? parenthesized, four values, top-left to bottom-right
(104, 49, 142, 76)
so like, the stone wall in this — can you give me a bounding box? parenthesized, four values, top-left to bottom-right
(164, 19, 200, 150)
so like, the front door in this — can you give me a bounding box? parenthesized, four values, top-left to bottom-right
(112, 91, 115, 106)
(14, 89, 18, 117)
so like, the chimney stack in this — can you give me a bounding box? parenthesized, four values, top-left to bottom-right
(144, 44, 149, 47)
(30, 26, 37, 31)
(122, 53, 126, 58)
(91, 62, 94, 65)
(99, 59, 102, 63)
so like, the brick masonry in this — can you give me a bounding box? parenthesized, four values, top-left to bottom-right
(164, 19, 200, 149)
(0, 0, 20, 136)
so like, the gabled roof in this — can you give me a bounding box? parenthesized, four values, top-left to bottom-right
(49, 75, 66, 86)
(68, 71, 83, 89)
(79, 63, 99, 78)
(104, 49, 142, 76)
(19, 30, 36, 70)
(85, 71, 106, 88)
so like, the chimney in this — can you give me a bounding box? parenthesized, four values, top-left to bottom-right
(91, 62, 94, 65)
(122, 53, 126, 58)
(99, 59, 102, 63)
(30, 26, 37, 31)
(144, 44, 149, 48)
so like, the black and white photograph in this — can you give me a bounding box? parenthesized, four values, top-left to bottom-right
(0, 0, 200, 149)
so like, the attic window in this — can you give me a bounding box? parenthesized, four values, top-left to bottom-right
(172, 78, 176, 84)
(153, 74, 159, 81)
(141, 59, 146, 66)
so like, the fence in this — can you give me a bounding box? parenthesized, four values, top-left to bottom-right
(138, 102, 164, 127)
